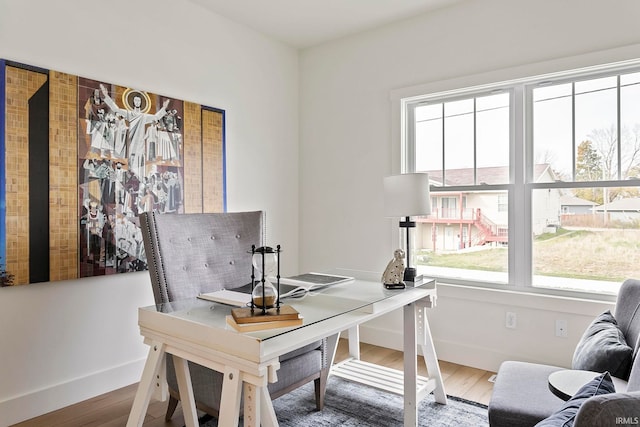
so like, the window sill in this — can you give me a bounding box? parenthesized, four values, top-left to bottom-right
(435, 281, 615, 316)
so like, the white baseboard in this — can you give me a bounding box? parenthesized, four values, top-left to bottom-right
(0, 358, 146, 427)
(427, 338, 518, 373)
(357, 324, 527, 373)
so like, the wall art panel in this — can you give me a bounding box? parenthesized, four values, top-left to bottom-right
(0, 60, 226, 286)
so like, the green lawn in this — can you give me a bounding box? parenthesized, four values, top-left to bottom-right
(418, 228, 640, 282)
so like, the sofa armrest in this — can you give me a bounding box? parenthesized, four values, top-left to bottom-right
(575, 391, 640, 427)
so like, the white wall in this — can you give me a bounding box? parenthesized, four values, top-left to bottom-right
(3, 0, 640, 424)
(299, 0, 639, 371)
(0, 0, 300, 424)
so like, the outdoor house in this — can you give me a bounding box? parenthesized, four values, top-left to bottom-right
(560, 194, 597, 215)
(417, 164, 560, 252)
(593, 197, 640, 224)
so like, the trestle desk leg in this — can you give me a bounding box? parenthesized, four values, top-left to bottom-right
(172, 355, 198, 427)
(418, 305, 447, 404)
(347, 325, 360, 359)
(219, 366, 243, 427)
(126, 342, 166, 427)
(254, 383, 278, 427)
(403, 303, 418, 427)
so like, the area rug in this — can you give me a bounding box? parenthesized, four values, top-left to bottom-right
(199, 376, 488, 426)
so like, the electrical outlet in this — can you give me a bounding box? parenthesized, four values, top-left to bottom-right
(556, 319, 568, 337)
(505, 311, 517, 329)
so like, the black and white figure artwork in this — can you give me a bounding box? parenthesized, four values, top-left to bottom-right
(78, 79, 186, 277)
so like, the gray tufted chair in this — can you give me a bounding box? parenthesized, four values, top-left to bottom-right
(139, 210, 329, 421)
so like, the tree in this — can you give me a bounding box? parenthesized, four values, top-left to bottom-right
(587, 124, 640, 200)
(587, 126, 617, 180)
(621, 124, 640, 185)
(575, 140, 602, 181)
(574, 140, 603, 203)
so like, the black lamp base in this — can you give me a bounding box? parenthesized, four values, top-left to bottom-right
(403, 267, 417, 283)
(404, 269, 424, 287)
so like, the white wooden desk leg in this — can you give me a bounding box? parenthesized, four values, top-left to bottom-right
(418, 307, 447, 404)
(403, 303, 418, 427)
(151, 353, 168, 403)
(243, 383, 278, 427)
(243, 383, 260, 427)
(172, 355, 198, 427)
(218, 367, 242, 427)
(259, 385, 279, 427)
(326, 332, 341, 369)
(126, 342, 166, 427)
(347, 325, 360, 359)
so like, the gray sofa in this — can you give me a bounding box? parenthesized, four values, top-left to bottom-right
(489, 279, 640, 427)
(139, 210, 330, 420)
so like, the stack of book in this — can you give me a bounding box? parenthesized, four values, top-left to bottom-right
(226, 305, 303, 332)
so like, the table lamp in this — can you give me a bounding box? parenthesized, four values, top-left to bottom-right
(384, 173, 431, 284)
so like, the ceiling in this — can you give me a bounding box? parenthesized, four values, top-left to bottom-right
(186, 0, 464, 49)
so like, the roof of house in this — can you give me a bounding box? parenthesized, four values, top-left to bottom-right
(594, 197, 640, 212)
(424, 164, 552, 186)
(560, 195, 597, 206)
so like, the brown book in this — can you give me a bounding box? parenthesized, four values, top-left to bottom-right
(231, 304, 300, 324)
(226, 315, 303, 332)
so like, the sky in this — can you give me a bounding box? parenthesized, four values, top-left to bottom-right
(413, 71, 640, 182)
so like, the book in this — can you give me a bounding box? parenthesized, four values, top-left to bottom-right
(197, 289, 251, 307)
(231, 304, 301, 324)
(279, 272, 354, 287)
(276, 273, 355, 298)
(225, 315, 303, 332)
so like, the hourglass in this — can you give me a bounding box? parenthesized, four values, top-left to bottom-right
(250, 245, 281, 313)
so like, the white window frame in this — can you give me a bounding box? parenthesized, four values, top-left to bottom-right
(390, 51, 640, 301)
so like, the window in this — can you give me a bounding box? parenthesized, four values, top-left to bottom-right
(497, 195, 508, 212)
(441, 197, 457, 218)
(409, 91, 511, 285)
(401, 62, 640, 296)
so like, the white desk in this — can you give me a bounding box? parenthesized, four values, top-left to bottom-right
(126, 277, 446, 427)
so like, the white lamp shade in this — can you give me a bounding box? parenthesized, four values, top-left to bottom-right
(384, 173, 431, 217)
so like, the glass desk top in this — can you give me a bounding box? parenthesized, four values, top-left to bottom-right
(141, 277, 436, 341)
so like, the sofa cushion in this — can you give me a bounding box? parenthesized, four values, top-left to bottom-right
(572, 310, 633, 379)
(535, 371, 616, 427)
(488, 361, 566, 427)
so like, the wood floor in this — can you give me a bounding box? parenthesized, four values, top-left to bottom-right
(11, 340, 495, 427)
